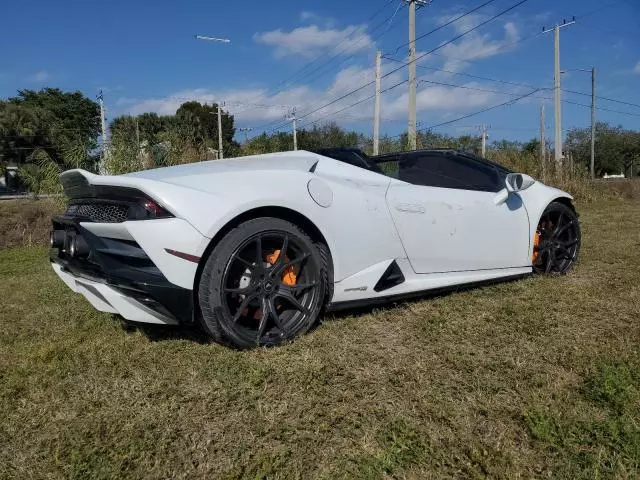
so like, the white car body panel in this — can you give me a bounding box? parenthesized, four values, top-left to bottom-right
(332, 256, 531, 303)
(53, 150, 574, 324)
(516, 182, 574, 259)
(387, 183, 531, 273)
(80, 218, 207, 289)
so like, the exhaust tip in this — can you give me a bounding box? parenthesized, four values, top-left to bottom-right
(68, 234, 90, 259)
(50, 230, 66, 249)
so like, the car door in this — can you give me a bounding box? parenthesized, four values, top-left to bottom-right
(385, 151, 530, 274)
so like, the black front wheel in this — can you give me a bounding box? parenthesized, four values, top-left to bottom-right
(532, 201, 581, 274)
(198, 217, 328, 349)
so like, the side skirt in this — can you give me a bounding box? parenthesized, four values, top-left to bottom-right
(326, 272, 530, 312)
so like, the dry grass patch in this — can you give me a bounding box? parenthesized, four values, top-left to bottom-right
(1, 199, 639, 479)
(0, 198, 62, 249)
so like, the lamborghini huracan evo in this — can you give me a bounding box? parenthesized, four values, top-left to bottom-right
(50, 148, 580, 348)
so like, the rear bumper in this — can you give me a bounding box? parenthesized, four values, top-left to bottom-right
(50, 215, 202, 325)
(51, 263, 185, 325)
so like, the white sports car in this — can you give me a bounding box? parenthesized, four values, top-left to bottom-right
(51, 148, 581, 348)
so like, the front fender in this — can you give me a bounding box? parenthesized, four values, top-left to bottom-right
(518, 182, 575, 259)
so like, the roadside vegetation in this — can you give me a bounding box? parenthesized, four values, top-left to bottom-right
(2, 86, 639, 479)
(1, 198, 638, 478)
(2, 88, 639, 203)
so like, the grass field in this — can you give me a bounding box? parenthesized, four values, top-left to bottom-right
(1, 199, 639, 479)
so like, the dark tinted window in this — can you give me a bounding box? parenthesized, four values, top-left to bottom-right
(398, 152, 501, 192)
(315, 149, 383, 174)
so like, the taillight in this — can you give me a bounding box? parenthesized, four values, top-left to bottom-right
(140, 198, 173, 219)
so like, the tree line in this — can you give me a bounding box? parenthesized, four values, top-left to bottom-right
(1, 88, 638, 195)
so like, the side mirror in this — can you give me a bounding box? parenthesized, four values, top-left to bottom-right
(505, 173, 535, 192)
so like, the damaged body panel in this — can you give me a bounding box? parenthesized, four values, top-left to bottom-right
(50, 148, 579, 348)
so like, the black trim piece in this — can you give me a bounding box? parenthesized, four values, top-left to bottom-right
(59, 177, 174, 221)
(64, 194, 173, 223)
(312, 148, 383, 174)
(373, 260, 405, 292)
(50, 218, 193, 324)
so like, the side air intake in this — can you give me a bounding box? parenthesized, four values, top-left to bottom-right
(374, 260, 405, 292)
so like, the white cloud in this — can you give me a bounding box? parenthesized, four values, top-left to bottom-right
(254, 24, 373, 58)
(438, 21, 520, 73)
(118, 64, 502, 132)
(27, 70, 51, 83)
(300, 11, 318, 22)
(430, 9, 521, 73)
(531, 11, 552, 24)
(119, 13, 530, 132)
(634, 61, 640, 75)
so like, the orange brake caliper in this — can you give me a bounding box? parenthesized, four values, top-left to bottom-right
(265, 249, 297, 285)
(246, 249, 299, 320)
(532, 231, 541, 263)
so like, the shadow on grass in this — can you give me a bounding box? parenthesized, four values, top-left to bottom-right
(112, 274, 533, 344)
(116, 317, 211, 344)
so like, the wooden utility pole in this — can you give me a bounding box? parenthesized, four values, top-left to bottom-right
(408, 0, 417, 150)
(479, 124, 489, 157)
(239, 127, 253, 143)
(217, 102, 224, 159)
(590, 66, 596, 179)
(286, 108, 297, 151)
(97, 90, 108, 174)
(540, 104, 546, 178)
(135, 117, 140, 149)
(404, 0, 429, 150)
(373, 50, 382, 155)
(543, 18, 575, 164)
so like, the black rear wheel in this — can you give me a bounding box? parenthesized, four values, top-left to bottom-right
(532, 202, 581, 274)
(198, 217, 327, 349)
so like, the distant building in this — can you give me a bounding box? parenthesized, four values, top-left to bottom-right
(1, 165, 20, 193)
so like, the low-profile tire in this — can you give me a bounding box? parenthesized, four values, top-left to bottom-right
(198, 217, 328, 349)
(532, 201, 581, 274)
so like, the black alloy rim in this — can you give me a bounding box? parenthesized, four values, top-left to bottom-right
(220, 231, 321, 344)
(533, 208, 579, 274)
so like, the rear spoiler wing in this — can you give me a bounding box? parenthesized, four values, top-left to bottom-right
(60, 169, 160, 200)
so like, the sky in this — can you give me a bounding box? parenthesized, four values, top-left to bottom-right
(1, 0, 639, 143)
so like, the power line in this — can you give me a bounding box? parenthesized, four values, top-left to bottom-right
(291, 4, 406, 89)
(418, 77, 537, 96)
(249, 1, 408, 133)
(380, 85, 640, 141)
(384, 1, 627, 72)
(390, 0, 498, 55)
(415, 79, 640, 118)
(384, 54, 545, 89)
(562, 89, 640, 110)
(265, 0, 530, 134)
(416, 29, 544, 69)
(563, 99, 640, 117)
(253, 0, 398, 103)
(390, 88, 541, 137)
(297, 78, 410, 130)
(386, 55, 640, 111)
